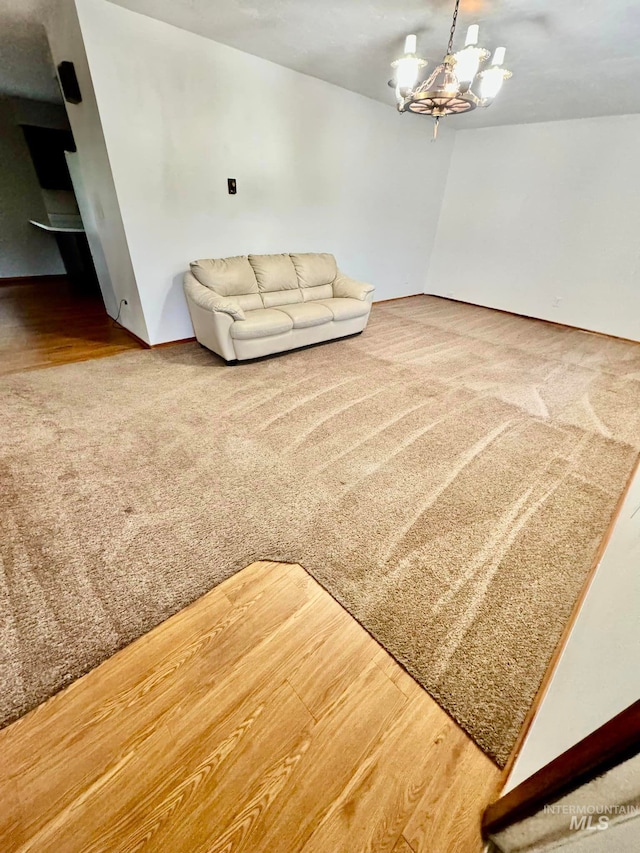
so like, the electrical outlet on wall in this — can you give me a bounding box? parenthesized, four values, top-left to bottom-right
(552, 296, 563, 308)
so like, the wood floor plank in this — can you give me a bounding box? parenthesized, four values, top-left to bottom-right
(1, 562, 499, 853)
(23, 682, 313, 853)
(301, 695, 446, 853)
(0, 778, 24, 852)
(236, 660, 408, 853)
(286, 591, 379, 720)
(221, 559, 298, 604)
(402, 736, 500, 853)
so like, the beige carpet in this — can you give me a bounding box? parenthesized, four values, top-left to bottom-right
(2, 296, 639, 766)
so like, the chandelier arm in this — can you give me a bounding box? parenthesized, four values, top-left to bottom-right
(447, 0, 461, 55)
(418, 63, 445, 92)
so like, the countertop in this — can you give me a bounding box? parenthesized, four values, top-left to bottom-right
(29, 219, 85, 234)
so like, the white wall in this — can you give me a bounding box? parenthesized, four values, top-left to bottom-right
(427, 115, 640, 342)
(72, 0, 453, 345)
(0, 98, 64, 278)
(505, 464, 640, 791)
(46, 0, 149, 342)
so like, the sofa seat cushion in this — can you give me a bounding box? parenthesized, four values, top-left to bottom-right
(316, 297, 370, 321)
(277, 302, 333, 329)
(230, 308, 293, 340)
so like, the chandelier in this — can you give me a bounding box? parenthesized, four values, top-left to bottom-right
(390, 0, 511, 138)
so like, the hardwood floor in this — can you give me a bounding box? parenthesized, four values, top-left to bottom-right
(0, 561, 501, 853)
(0, 276, 142, 376)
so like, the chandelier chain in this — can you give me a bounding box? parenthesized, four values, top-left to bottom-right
(447, 0, 461, 55)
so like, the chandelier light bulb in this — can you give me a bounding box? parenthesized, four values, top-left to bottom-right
(404, 34, 417, 55)
(392, 33, 426, 95)
(465, 24, 479, 46)
(492, 46, 506, 66)
(479, 48, 510, 101)
(480, 65, 507, 100)
(395, 56, 422, 91)
(453, 46, 484, 85)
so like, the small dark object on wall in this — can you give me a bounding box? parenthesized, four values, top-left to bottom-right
(57, 62, 82, 104)
(228, 178, 237, 195)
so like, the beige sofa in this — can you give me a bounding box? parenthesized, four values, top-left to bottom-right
(183, 252, 375, 362)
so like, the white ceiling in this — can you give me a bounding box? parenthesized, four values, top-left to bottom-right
(2, 0, 640, 127)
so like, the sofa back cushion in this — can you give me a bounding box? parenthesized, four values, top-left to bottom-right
(249, 254, 303, 308)
(290, 253, 337, 288)
(290, 253, 336, 302)
(249, 254, 298, 291)
(190, 252, 339, 307)
(191, 256, 258, 298)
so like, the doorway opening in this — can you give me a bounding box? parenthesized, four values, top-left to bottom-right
(0, 95, 141, 375)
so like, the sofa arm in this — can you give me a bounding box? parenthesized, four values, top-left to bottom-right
(333, 271, 375, 302)
(183, 273, 237, 361)
(183, 273, 245, 319)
